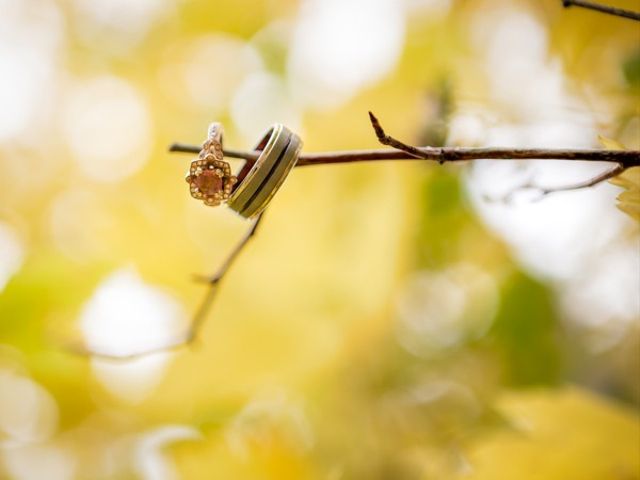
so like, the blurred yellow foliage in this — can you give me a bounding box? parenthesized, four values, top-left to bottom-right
(466, 387, 640, 480)
(599, 136, 640, 221)
(0, 0, 639, 478)
(610, 167, 640, 221)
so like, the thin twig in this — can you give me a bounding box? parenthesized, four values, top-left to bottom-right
(368, 111, 434, 161)
(71, 212, 265, 361)
(191, 211, 265, 286)
(562, 0, 640, 21)
(485, 164, 625, 204)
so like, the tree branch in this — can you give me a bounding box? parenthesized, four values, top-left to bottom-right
(169, 115, 640, 169)
(562, 0, 640, 21)
(169, 144, 639, 167)
(366, 112, 636, 201)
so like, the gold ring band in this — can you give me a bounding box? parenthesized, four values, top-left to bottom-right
(228, 124, 302, 218)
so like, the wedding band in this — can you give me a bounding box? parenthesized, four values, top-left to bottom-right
(227, 124, 302, 218)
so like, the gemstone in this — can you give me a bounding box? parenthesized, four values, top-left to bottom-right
(194, 169, 223, 196)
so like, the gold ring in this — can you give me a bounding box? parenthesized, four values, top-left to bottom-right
(228, 124, 303, 218)
(185, 123, 238, 207)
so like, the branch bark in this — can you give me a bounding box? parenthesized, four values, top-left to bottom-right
(366, 112, 637, 199)
(169, 112, 639, 202)
(562, 0, 640, 21)
(169, 143, 640, 169)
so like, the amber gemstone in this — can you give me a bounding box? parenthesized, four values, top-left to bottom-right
(194, 170, 223, 196)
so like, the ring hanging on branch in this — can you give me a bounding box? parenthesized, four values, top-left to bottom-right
(171, 115, 638, 167)
(77, 113, 639, 360)
(186, 123, 303, 217)
(186, 122, 237, 207)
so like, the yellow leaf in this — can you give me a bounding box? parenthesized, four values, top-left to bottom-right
(465, 387, 640, 480)
(610, 166, 640, 189)
(598, 136, 640, 221)
(610, 167, 640, 221)
(597, 134, 626, 151)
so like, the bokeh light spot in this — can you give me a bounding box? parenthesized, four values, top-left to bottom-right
(2, 443, 75, 480)
(0, 0, 63, 142)
(288, 0, 405, 108)
(134, 425, 201, 480)
(79, 267, 186, 400)
(159, 34, 262, 114)
(71, 0, 172, 51)
(0, 369, 58, 445)
(63, 76, 152, 183)
(231, 72, 301, 142)
(396, 263, 498, 355)
(0, 223, 25, 293)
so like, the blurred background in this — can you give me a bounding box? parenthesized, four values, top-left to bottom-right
(0, 0, 639, 478)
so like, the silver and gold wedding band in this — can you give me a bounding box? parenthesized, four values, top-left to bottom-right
(240, 132, 302, 218)
(227, 124, 302, 218)
(228, 124, 288, 205)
